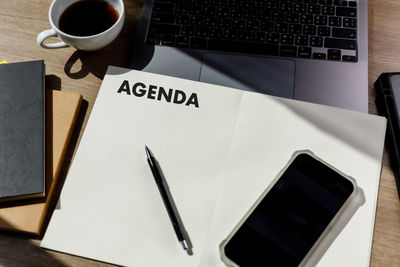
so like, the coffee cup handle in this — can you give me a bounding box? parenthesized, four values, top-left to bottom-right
(37, 29, 68, 49)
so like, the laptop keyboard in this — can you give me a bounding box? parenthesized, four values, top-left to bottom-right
(146, 0, 358, 62)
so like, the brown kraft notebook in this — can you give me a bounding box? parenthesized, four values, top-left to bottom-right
(0, 90, 82, 236)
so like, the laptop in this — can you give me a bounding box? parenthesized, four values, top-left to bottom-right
(130, 0, 367, 113)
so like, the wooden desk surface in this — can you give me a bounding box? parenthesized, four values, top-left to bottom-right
(0, 0, 399, 266)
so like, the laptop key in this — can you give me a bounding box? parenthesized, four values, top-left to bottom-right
(161, 35, 175, 46)
(315, 15, 328, 25)
(260, 21, 274, 32)
(188, 5, 203, 16)
(223, 29, 237, 40)
(281, 34, 295, 45)
(153, 3, 174, 13)
(182, 26, 194, 36)
(195, 27, 209, 38)
(304, 0, 318, 4)
(342, 55, 357, 62)
(272, 11, 286, 22)
(203, 6, 215, 16)
(308, 5, 321, 14)
(175, 4, 188, 14)
(252, 31, 266, 42)
(313, 52, 327, 59)
(280, 45, 297, 57)
(296, 35, 309, 46)
(317, 26, 330, 36)
(289, 24, 302, 34)
(238, 31, 252, 41)
(209, 28, 222, 38)
(175, 36, 189, 47)
(280, 2, 293, 12)
(286, 13, 300, 23)
(322, 5, 335, 15)
(334, 0, 348, 6)
(329, 16, 342, 26)
(190, 15, 204, 26)
(232, 19, 246, 30)
(176, 14, 190, 25)
(151, 13, 176, 24)
(332, 27, 356, 38)
(310, 36, 323, 47)
(218, 18, 231, 28)
(336, 7, 356, 17)
(216, 7, 230, 17)
(214, 0, 225, 7)
(204, 17, 218, 27)
(300, 14, 314, 24)
(266, 1, 279, 11)
(230, 8, 243, 18)
(327, 49, 341, 60)
(258, 10, 272, 20)
(266, 33, 281, 43)
(319, 0, 333, 5)
(294, 3, 307, 13)
(325, 38, 356, 49)
(275, 23, 288, 33)
(348, 1, 357, 7)
(298, 46, 312, 58)
(246, 20, 260, 31)
(244, 8, 258, 20)
(303, 25, 316, 35)
(343, 17, 357, 28)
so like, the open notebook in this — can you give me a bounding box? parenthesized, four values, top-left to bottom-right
(41, 67, 386, 266)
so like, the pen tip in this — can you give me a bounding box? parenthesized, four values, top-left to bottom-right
(181, 240, 188, 250)
(145, 146, 151, 158)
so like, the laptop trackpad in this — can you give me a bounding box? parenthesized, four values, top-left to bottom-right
(200, 53, 296, 98)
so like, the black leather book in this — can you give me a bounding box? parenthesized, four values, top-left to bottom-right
(0, 60, 45, 202)
(375, 72, 400, 200)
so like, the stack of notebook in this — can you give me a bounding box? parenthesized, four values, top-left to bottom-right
(0, 60, 82, 236)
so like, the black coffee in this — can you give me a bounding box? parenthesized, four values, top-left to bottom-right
(58, 0, 119, 37)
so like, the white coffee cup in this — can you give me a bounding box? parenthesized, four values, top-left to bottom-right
(37, 0, 125, 51)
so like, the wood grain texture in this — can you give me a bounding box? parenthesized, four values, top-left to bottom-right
(0, 0, 399, 266)
(369, 1, 400, 266)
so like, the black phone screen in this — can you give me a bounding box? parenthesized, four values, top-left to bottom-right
(223, 153, 354, 267)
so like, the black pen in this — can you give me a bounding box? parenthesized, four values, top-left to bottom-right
(145, 146, 188, 250)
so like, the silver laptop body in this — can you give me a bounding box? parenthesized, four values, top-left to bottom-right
(130, 0, 368, 113)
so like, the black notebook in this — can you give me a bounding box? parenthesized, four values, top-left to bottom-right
(375, 72, 400, 200)
(0, 60, 45, 202)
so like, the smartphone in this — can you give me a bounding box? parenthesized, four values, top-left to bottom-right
(220, 151, 364, 267)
